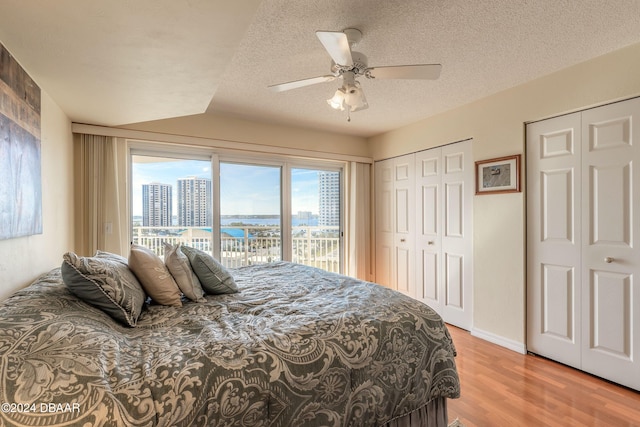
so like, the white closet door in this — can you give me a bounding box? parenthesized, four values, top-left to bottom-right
(415, 149, 442, 312)
(376, 142, 473, 330)
(580, 98, 640, 390)
(415, 140, 473, 329)
(393, 155, 415, 297)
(440, 141, 473, 329)
(375, 154, 415, 295)
(527, 113, 583, 369)
(375, 159, 394, 288)
(527, 97, 640, 391)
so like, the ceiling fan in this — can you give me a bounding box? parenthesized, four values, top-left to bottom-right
(268, 28, 442, 120)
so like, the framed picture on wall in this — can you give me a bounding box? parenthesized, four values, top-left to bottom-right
(475, 154, 521, 195)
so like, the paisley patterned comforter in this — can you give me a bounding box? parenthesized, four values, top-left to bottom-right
(0, 262, 459, 427)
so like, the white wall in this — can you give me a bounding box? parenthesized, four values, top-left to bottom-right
(0, 91, 74, 302)
(119, 113, 370, 159)
(369, 42, 640, 347)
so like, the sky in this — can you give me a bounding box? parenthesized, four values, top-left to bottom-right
(131, 157, 322, 216)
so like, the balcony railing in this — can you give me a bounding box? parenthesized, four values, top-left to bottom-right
(132, 225, 341, 273)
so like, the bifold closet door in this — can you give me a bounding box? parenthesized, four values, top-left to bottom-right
(415, 140, 473, 330)
(374, 154, 415, 296)
(527, 98, 640, 391)
(440, 142, 473, 329)
(392, 155, 416, 297)
(580, 99, 640, 390)
(375, 159, 394, 289)
(526, 112, 583, 369)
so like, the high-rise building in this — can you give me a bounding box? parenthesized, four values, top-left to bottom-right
(177, 176, 212, 227)
(142, 183, 173, 227)
(318, 171, 340, 228)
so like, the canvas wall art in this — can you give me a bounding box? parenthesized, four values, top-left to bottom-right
(0, 42, 42, 240)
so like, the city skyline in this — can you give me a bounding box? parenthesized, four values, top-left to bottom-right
(132, 158, 329, 217)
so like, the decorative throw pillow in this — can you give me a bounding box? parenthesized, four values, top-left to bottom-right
(180, 245, 239, 294)
(61, 252, 146, 327)
(128, 244, 182, 307)
(163, 242, 206, 303)
(95, 250, 128, 264)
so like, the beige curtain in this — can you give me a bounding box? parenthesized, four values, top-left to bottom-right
(74, 134, 126, 256)
(345, 161, 372, 281)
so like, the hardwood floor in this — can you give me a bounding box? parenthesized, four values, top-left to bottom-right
(445, 325, 640, 426)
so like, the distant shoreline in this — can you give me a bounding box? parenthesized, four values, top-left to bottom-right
(132, 215, 320, 227)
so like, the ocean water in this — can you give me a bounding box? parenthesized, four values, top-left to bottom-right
(220, 217, 318, 227)
(133, 216, 320, 227)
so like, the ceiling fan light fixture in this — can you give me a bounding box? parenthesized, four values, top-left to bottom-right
(344, 82, 368, 112)
(327, 88, 346, 110)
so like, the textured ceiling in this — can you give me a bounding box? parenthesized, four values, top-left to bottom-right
(1, 0, 640, 137)
(0, 0, 261, 126)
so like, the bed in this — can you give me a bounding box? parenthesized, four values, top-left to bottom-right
(0, 259, 459, 427)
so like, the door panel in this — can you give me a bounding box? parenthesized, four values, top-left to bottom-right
(542, 169, 574, 243)
(420, 250, 438, 300)
(415, 150, 441, 311)
(396, 246, 411, 295)
(395, 188, 410, 234)
(542, 263, 575, 341)
(445, 253, 463, 308)
(445, 182, 463, 237)
(581, 98, 640, 390)
(527, 112, 582, 368)
(441, 141, 473, 329)
(422, 185, 438, 236)
(394, 156, 415, 297)
(589, 163, 631, 246)
(589, 270, 632, 359)
(375, 159, 394, 288)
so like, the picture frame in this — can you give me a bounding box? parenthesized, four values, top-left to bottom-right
(475, 154, 521, 195)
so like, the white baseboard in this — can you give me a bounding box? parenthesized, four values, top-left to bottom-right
(470, 327, 527, 354)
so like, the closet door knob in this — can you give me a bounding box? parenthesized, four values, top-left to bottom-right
(428, 241, 435, 245)
(604, 256, 614, 263)
(400, 238, 406, 242)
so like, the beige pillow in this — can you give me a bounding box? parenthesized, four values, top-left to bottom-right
(164, 242, 206, 303)
(129, 243, 182, 307)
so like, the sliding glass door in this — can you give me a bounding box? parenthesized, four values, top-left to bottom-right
(130, 147, 343, 273)
(291, 168, 341, 272)
(219, 162, 282, 267)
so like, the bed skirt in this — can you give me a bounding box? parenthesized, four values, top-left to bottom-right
(384, 398, 449, 427)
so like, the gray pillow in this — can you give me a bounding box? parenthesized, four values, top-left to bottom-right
(95, 250, 128, 264)
(61, 252, 146, 327)
(163, 242, 206, 303)
(180, 246, 239, 294)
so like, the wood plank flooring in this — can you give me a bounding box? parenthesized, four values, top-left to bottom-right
(445, 325, 640, 426)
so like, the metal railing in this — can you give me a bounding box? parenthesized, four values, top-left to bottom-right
(132, 225, 341, 273)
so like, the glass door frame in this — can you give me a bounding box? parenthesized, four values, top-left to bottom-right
(128, 141, 345, 273)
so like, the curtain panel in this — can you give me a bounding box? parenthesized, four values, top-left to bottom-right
(74, 134, 126, 256)
(345, 161, 373, 281)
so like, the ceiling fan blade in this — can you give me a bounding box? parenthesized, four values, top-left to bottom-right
(316, 30, 353, 66)
(367, 64, 442, 80)
(268, 75, 337, 92)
